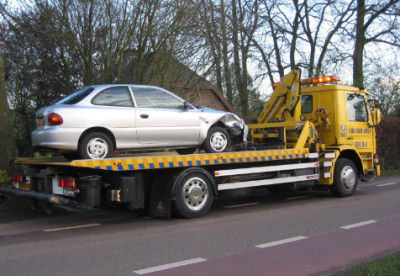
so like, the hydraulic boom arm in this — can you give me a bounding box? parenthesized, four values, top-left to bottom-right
(257, 70, 301, 124)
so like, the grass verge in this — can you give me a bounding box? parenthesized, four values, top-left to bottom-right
(334, 252, 400, 275)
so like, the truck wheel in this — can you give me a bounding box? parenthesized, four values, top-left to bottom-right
(173, 172, 214, 218)
(331, 158, 358, 197)
(204, 127, 231, 153)
(79, 132, 113, 159)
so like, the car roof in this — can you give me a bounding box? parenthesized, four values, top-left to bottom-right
(89, 84, 163, 90)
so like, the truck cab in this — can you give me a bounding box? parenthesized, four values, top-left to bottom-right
(301, 83, 381, 184)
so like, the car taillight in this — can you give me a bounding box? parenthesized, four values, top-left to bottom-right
(48, 113, 63, 126)
(59, 178, 76, 188)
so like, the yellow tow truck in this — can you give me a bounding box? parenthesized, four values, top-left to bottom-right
(0, 69, 381, 218)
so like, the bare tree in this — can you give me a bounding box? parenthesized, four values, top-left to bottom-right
(0, 54, 18, 172)
(352, 0, 400, 87)
(230, 0, 259, 117)
(300, 0, 355, 77)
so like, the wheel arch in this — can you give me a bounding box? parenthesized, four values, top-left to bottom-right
(199, 121, 226, 145)
(78, 127, 116, 150)
(338, 149, 363, 176)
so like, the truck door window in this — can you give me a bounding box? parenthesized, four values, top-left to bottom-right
(347, 94, 367, 122)
(301, 95, 313, 113)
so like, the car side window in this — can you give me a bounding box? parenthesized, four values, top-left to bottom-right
(92, 87, 133, 107)
(57, 87, 94, 105)
(131, 87, 185, 109)
(347, 94, 367, 122)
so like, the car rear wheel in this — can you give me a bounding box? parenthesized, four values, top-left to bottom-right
(62, 152, 80, 161)
(204, 127, 231, 153)
(176, 148, 197, 155)
(79, 132, 113, 159)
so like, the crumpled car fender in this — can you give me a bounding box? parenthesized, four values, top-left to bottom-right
(198, 113, 248, 144)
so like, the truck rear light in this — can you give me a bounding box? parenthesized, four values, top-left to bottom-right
(59, 178, 76, 188)
(11, 175, 30, 189)
(12, 175, 22, 182)
(374, 154, 379, 164)
(48, 113, 63, 126)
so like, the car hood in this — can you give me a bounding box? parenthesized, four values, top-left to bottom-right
(197, 107, 245, 128)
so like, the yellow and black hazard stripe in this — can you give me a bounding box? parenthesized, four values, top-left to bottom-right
(70, 149, 311, 172)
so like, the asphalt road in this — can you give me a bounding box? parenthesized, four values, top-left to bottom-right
(1, 175, 400, 276)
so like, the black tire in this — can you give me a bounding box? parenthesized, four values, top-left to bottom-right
(204, 127, 231, 153)
(173, 171, 214, 219)
(79, 132, 114, 159)
(331, 158, 358, 197)
(62, 152, 80, 161)
(176, 147, 197, 155)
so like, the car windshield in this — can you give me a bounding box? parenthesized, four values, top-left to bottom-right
(56, 87, 94, 105)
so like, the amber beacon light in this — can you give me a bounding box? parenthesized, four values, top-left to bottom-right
(273, 75, 341, 88)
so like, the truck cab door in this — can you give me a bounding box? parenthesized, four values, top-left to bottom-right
(345, 93, 373, 151)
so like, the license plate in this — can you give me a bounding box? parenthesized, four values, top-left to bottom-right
(37, 117, 44, 127)
(63, 189, 75, 196)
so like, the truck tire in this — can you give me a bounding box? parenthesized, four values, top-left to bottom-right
(79, 132, 113, 159)
(204, 127, 231, 153)
(331, 158, 358, 197)
(173, 171, 214, 218)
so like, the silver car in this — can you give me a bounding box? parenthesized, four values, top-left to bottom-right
(32, 84, 248, 159)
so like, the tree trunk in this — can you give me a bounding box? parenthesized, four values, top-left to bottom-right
(220, 0, 233, 105)
(231, 0, 244, 115)
(353, 0, 366, 88)
(0, 56, 19, 173)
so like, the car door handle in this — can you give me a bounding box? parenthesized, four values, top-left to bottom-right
(140, 114, 149, 119)
(348, 137, 354, 140)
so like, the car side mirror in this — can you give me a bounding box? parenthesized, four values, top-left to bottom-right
(184, 101, 192, 110)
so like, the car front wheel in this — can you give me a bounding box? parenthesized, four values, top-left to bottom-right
(204, 126, 231, 153)
(79, 132, 113, 159)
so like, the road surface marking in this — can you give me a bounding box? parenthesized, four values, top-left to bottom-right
(341, 220, 377, 230)
(256, 236, 308, 249)
(134, 258, 206, 275)
(43, 223, 101, 232)
(224, 202, 260, 209)
(377, 182, 398, 187)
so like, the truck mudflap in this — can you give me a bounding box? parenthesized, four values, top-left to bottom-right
(0, 187, 88, 209)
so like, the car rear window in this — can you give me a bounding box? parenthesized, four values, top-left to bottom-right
(57, 87, 94, 105)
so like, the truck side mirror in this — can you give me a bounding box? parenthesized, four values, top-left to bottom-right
(373, 108, 382, 125)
